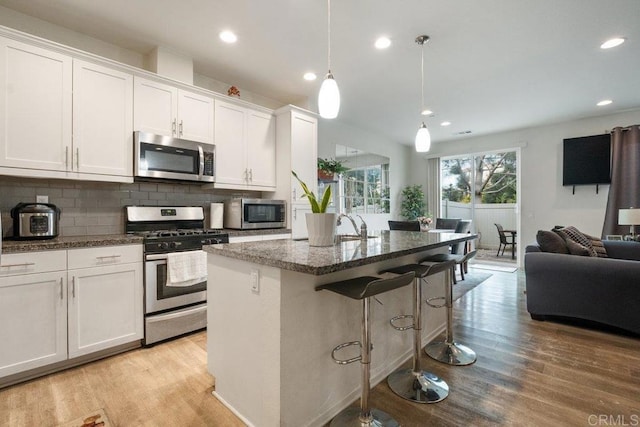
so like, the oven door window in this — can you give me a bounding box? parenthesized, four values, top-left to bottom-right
(156, 262, 206, 299)
(244, 204, 284, 223)
(140, 142, 199, 175)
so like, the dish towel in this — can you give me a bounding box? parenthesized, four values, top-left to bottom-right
(166, 250, 207, 287)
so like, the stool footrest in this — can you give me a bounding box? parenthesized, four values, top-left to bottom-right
(426, 296, 446, 308)
(331, 341, 362, 365)
(390, 314, 414, 331)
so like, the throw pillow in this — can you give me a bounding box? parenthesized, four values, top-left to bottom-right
(584, 233, 608, 258)
(554, 226, 598, 257)
(536, 230, 569, 254)
(565, 239, 591, 256)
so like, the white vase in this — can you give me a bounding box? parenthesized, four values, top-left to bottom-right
(305, 213, 337, 247)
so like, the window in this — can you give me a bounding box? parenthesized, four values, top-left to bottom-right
(343, 163, 390, 214)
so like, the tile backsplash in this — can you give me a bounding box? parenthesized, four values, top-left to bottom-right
(0, 177, 259, 238)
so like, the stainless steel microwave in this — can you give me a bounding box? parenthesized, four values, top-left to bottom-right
(223, 199, 286, 230)
(134, 131, 215, 183)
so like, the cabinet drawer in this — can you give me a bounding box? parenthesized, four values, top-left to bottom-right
(67, 245, 142, 269)
(0, 250, 66, 277)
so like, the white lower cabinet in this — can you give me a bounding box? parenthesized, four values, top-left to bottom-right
(0, 245, 143, 380)
(0, 271, 67, 378)
(67, 262, 143, 358)
(291, 203, 312, 239)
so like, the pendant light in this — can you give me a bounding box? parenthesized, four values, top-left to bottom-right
(415, 35, 431, 152)
(318, 0, 340, 119)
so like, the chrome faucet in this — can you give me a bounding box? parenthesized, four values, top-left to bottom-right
(337, 214, 368, 238)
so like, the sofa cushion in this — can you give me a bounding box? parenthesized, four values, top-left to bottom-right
(536, 230, 569, 254)
(584, 233, 608, 258)
(554, 226, 597, 257)
(565, 239, 591, 256)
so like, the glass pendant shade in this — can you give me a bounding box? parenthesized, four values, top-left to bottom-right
(415, 123, 431, 152)
(318, 73, 340, 119)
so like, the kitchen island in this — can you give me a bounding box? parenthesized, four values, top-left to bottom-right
(204, 231, 476, 427)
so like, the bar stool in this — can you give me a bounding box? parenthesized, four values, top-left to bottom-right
(420, 256, 477, 366)
(379, 261, 455, 403)
(316, 271, 415, 427)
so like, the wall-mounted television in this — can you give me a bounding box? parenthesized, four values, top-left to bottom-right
(562, 133, 611, 186)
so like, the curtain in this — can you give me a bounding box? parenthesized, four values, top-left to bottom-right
(602, 125, 640, 237)
(426, 157, 440, 219)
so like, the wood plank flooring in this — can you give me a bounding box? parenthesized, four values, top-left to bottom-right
(1, 268, 638, 426)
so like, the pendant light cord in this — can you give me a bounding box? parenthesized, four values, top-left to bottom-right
(327, 0, 331, 73)
(420, 41, 424, 111)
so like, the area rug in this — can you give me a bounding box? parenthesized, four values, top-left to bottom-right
(471, 263, 518, 273)
(453, 271, 492, 301)
(58, 408, 112, 427)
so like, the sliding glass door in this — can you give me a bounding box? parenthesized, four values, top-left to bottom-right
(440, 151, 518, 256)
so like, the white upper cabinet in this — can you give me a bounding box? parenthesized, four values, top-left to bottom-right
(212, 99, 276, 190)
(134, 77, 214, 144)
(73, 59, 133, 177)
(0, 36, 72, 172)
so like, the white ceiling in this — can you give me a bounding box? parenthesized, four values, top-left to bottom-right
(1, 0, 639, 147)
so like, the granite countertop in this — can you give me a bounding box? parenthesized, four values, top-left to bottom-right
(204, 231, 477, 275)
(2, 234, 145, 253)
(0, 228, 290, 254)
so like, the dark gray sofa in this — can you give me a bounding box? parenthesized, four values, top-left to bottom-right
(525, 240, 640, 334)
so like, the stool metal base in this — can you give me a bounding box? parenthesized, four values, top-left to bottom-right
(387, 368, 449, 403)
(425, 341, 477, 366)
(329, 406, 399, 427)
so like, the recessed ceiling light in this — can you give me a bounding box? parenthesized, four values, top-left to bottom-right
(441, 121, 451, 127)
(374, 37, 391, 49)
(303, 72, 317, 81)
(600, 38, 625, 49)
(219, 31, 237, 44)
(421, 109, 433, 116)
(597, 99, 613, 106)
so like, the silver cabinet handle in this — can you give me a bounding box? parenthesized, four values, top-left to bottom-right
(59, 278, 64, 300)
(293, 188, 297, 199)
(244, 168, 248, 182)
(65, 146, 69, 169)
(76, 147, 79, 169)
(179, 120, 184, 136)
(172, 119, 177, 136)
(0, 262, 35, 268)
(294, 207, 297, 220)
(71, 277, 75, 298)
(249, 168, 253, 182)
(95, 255, 122, 260)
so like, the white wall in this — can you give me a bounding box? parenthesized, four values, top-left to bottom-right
(415, 109, 640, 248)
(318, 120, 413, 221)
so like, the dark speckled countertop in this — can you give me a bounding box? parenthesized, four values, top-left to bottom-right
(204, 231, 476, 275)
(1, 228, 291, 254)
(2, 234, 144, 253)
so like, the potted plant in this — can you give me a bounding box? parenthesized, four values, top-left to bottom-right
(292, 171, 336, 246)
(400, 185, 426, 221)
(317, 158, 349, 182)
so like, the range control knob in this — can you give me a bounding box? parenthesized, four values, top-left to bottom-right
(169, 242, 178, 249)
(158, 242, 169, 250)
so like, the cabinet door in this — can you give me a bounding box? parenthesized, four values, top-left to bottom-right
(73, 60, 133, 177)
(0, 272, 67, 378)
(214, 100, 247, 186)
(0, 37, 71, 171)
(68, 262, 143, 358)
(291, 203, 312, 239)
(133, 77, 177, 137)
(177, 90, 214, 144)
(246, 110, 276, 189)
(290, 111, 318, 198)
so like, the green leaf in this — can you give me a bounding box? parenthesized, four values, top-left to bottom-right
(319, 185, 332, 213)
(292, 170, 323, 213)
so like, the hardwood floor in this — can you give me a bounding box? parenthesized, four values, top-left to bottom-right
(1, 268, 638, 426)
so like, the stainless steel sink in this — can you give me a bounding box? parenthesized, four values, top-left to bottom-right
(336, 234, 376, 242)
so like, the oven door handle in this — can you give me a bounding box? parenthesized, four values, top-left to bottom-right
(146, 254, 168, 261)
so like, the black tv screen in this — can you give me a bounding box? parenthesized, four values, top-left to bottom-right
(562, 133, 611, 186)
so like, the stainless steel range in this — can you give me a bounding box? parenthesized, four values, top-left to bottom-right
(125, 206, 228, 345)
